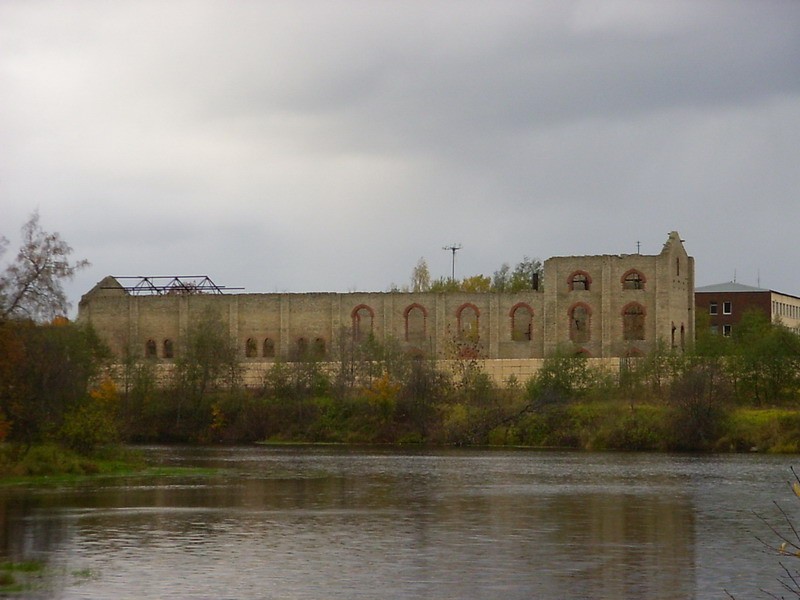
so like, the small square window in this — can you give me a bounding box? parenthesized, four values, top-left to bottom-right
(723, 301, 732, 315)
(722, 324, 732, 337)
(709, 302, 718, 316)
(710, 325, 719, 335)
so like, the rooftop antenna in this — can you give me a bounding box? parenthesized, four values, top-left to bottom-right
(733, 269, 737, 283)
(443, 243, 462, 280)
(636, 241, 641, 255)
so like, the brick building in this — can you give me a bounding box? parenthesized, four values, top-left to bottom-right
(694, 282, 800, 337)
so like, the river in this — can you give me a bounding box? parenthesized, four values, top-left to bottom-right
(0, 447, 797, 599)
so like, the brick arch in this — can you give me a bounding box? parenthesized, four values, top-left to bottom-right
(404, 303, 428, 343)
(509, 302, 534, 342)
(621, 269, 646, 290)
(351, 304, 375, 342)
(575, 347, 592, 357)
(456, 303, 480, 341)
(568, 302, 592, 343)
(568, 270, 592, 291)
(622, 302, 646, 341)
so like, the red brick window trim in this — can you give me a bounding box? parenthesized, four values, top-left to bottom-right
(568, 270, 592, 292)
(509, 302, 534, 342)
(621, 269, 646, 290)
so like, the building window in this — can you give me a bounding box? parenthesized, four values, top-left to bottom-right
(145, 339, 157, 358)
(404, 303, 427, 343)
(568, 271, 591, 291)
(313, 337, 326, 359)
(295, 337, 308, 359)
(457, 303, 480, 341)
(622, 270, 645, 290)
(163, 339, 174, 359)
(681, 323, 686, 350)
(722, 324, 732, 337)
(245, 338, 257, 358)
(723, 301, 732, 315)
(569, 303, 591, 343)
(710, 325, 719, 335)
(263, 338, 275, 358)
(622, 303, 645, 341)
(352, 305, 375, 342)
(510, 303, 533, 341)
(676, 257, 680, 276)
(709, 302, 718, 316)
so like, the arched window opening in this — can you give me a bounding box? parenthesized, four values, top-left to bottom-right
(245, 338, 257, 358)
(457, 304, 480, 341)
(680, 323, 686, 351)
(569, 271, 591, 291)
(676, 257, 681, 276)
(622, 270, 645, 290)
(145, 339, 157, 359)
(313, 337, 326, 359)
(671, 322, 677, 348)
(622, 303, 645, 341)
(569, 303, 591, 343)
(296, 337, 308, 359)
(510, 303, 533, 342)
(263, 338, 275, 358)
(352, 305, 375, 342)
(163, 339, 174, 359)
(405, 304, 427, 343)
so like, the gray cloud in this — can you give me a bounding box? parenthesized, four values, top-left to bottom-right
(1, 0, 799, 314)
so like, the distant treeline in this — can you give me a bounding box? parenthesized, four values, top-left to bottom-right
(2, 309, 800, 459)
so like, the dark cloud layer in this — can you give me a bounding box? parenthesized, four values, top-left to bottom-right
(1, 1, 799, 314)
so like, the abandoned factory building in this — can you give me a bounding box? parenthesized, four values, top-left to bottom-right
(78, 232, 695, 365)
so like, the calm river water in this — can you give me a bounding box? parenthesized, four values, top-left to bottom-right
(1, 447, 798, 599)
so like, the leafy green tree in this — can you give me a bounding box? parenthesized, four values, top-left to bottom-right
(0, 320, 109, 449)
(410, 258, 431, 292)
(732, 311, 800, 405)
(492, 257, 543, 292)
(0, 211, 89, 322)
(173, 310, 241, 410)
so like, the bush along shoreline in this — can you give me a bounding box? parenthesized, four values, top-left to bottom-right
(2, 309, 800, 473)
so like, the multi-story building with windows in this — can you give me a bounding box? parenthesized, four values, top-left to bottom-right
(78, 232, 694, 379)
(695, 282, 800, 336)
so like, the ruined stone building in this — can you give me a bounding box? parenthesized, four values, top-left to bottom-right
(78, 232, 694, 379)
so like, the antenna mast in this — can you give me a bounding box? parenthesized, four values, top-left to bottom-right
(443, 244, 462, 281)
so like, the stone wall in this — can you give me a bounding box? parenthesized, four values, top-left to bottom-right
(78, 232, 694, 365)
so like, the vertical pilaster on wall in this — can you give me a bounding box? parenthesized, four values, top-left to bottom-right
(331, 295, 339, 349)
(129, 297, 139, 355)
(436, 293, 447, 357)
(178, 296, 189, 340)
(383, 294, 391, 344)
(229, 297, 239, 345)
(542, 261, 558, 356)
(279, 294, 290, 359)
(601, 256, 612, 358)
(489, 294, 499, 357)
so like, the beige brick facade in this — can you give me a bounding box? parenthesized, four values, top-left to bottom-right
(78, 232, 694, 369)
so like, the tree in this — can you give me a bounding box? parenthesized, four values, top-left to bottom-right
(410, 258, 431, 292)
(0, 211, 89, 322)
(492, 257, 543, 292)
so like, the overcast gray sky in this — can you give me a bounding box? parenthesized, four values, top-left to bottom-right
(2, 1, 799, 314)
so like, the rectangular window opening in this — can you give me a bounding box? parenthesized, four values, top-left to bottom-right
(723, 301, 732, 315)
(709, 302, 718, 316)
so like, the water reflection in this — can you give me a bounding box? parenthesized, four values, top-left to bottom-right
(0, 448, 794, 599)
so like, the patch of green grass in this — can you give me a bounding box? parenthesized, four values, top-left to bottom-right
(0, 560, 45, 594)
(0, 444, 221, 487)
